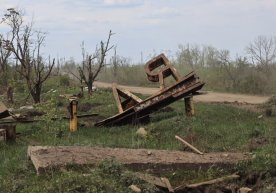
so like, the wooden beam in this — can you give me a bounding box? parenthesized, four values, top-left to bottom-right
(174, 174, 240, 192)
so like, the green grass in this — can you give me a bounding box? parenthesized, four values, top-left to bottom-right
(0, 88, 276, 192)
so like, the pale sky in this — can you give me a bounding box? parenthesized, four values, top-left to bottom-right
(0, 0, 275, 63)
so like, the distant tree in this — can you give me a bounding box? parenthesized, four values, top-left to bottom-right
(247, 36, 276, 69)
(176, 44, 204, 68)
(109, 46, 130, 81)
(72, 30, 114, 95)
(1, 8, 54, 103)
(111, 46, 118, 79)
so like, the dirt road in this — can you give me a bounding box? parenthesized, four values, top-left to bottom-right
(94, 82, 270, 104)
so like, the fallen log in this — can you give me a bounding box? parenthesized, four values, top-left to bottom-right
(175, 135, 204, 155)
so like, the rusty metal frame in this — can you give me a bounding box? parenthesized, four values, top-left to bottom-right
(95, 53, 205, 126)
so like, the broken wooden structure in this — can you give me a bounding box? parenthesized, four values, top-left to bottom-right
(95, 54, 204, 126)
(0, 101, 11, 119)
(0, 102, 16, 141)
(28, 146, 248, 174)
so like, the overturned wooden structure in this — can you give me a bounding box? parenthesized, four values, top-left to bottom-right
(0, 102, 11, 119)
(95, 54, 205, 126)
(28, 146, 248, 174)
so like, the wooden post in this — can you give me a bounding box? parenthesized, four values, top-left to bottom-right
(0, 129, 6, 141)
(184, 97, 194, 116)
(69, 98, 78, 132)
(0, 124, 16, 141)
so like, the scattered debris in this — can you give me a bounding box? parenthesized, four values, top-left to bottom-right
(174, 173, 240, 192)
(136, 173, 169, 189)
(19, 105, 34, 110)
(95, 54, 205, 126)
(136, 173, 175, 192)
(238, 187, 252, 193)
(28, 146, 248, 174)
(257, 114, 263, 119)
(136, 127, 147, 138)
(0, 102, 11, 119)
(129, 184, 141, 193)
(175, 135, 204, 155)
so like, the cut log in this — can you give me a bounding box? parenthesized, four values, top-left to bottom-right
(175, 135, 203, 155)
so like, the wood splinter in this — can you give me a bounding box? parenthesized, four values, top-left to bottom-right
(175, 135, 203, 155)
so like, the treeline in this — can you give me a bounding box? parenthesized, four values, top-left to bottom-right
(1, 8, 276, 105)
(97, 36, 276, 95)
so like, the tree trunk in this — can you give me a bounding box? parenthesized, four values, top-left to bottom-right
(31, 84, 41, 104)
(87, 83, 93, 95)
(6, 86, 13, 104)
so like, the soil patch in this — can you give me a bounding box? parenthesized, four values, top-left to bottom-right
(78, 102, 102, 112)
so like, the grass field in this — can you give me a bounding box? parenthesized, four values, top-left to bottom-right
(0, 88, 275, 192)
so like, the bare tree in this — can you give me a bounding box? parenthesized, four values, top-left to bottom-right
(111, 46, 118, 79)
(0, 34, 11, 87)
(176, 44, 203, 68)
(71, 30, 114, 95)
(1, 8, 54, 103)
(247, 36, 276, 69)
(217, 49, 237, 89)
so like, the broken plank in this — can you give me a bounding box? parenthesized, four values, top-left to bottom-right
(174, 174, 240, 192)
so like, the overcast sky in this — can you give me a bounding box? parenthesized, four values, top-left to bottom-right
(0, 0, 275, 63)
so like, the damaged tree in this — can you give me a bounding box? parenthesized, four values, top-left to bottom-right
(2, 8, 54, 103)
(0, 34, 11, 87)
(74, 31, 114, 95)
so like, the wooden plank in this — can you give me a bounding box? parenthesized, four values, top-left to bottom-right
(112, 83, 123, 113)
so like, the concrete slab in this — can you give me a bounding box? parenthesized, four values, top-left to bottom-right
(28, 146, 249, 174)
